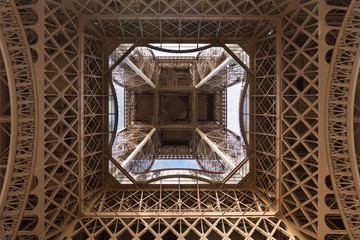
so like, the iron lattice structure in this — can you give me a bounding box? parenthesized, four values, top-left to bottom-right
(0, 0, 358, 240)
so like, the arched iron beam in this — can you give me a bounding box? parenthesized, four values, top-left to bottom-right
(145, 43, 213, 54)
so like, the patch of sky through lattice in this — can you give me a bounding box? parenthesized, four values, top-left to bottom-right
(151, 159, 201, 170)
(114, 83, 124, 130)
(227, 83, 242, 136)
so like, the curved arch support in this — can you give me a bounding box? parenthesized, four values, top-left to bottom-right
(0, 1, 37, 238)
(327, 1, 360, 239)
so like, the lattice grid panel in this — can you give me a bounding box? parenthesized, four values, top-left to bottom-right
(71, 217, 291, 239)
(83, 26, 105, 203)
(280, 1, 320, 239)
(254, 34, 277, 197)
(43, 2, 80, 238)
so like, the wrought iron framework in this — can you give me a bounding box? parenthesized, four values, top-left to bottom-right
(0, 0, 359, 239)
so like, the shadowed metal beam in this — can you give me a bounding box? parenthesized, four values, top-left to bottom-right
(122, 128, 157, 168)
(105, 40, 139, 75)
(0, 116, 11, 123)
(123, 57, 156, 88)
(222, 157, 249, 184)
(195, 56, 233, 89)
(109, 156, 137, 184)
(218, 40, 253, 75)
(195, 128, 236, 169)
(84, 14, 274, 21)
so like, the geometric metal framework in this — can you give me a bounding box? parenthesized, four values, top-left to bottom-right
(109, 45, 249, 183)
(0, 0, 359, 239)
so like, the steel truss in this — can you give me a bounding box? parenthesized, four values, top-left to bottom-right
(72, 0, 286, 42)
(0, 0, 359, 239)
(70, 188, 291, 239)
(71, 217, 291, 239)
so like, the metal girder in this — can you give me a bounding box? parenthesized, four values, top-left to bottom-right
(83, 211, 277, 218)
(121, 128, 157, 168)
(195, 56, 233, 89)
(123, 57, 156, 88)
(109, 37, 251, 44)
(157, 124, 194, 130)
(326, 1, 360, 238)
(0, 115, 10, 123)
(195, 128, 236, 169)
(157, 86, 194, 92)
(85, 14, 275, 21)
(221, 157, 249, 184)
(109, 156, 136, 184)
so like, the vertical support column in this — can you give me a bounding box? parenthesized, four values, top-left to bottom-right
(192, 90, 197, 125)
(30, 1, 45, 237)
(102, 32, 110, 187)
(78, 19, 85, 211)
(249, 38, 257, 184)
(317, 1, 329, 238)
(154, 89, 159, 126)
(275, 22, 283, 209)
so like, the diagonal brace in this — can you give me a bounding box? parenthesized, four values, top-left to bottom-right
(105, 40, 139, 75)
(195, 56, 233, 89)
(123, 57, 156, 88)
(122, 128, 157, 169)
(195, 128, 236, 169)
(218, 40, 254, 75)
